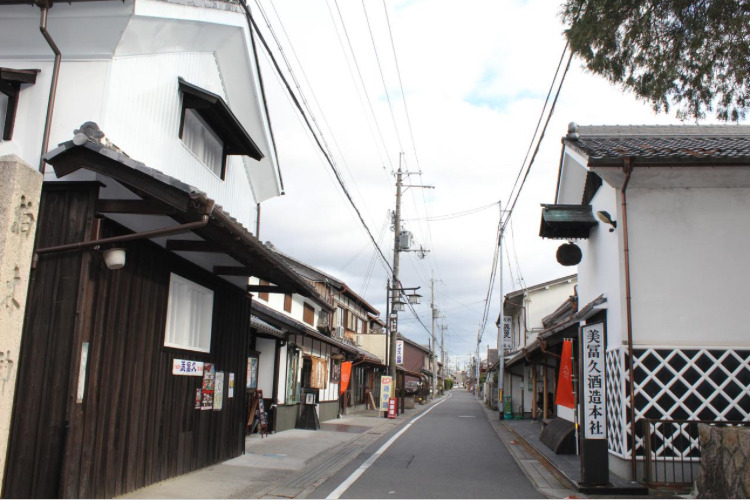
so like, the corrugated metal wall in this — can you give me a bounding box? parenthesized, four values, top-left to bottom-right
(103, 52, 256, 230)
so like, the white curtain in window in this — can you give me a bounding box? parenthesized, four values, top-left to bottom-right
(183, 109, 223, 177)
(164, 273, 214, 352)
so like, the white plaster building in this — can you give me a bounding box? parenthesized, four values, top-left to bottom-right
(540, 124, 750, 482)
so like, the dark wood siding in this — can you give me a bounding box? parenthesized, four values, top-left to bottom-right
(4, 185, 251, 498)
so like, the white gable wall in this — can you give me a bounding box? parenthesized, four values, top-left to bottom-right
(577, 182, 625, 349)
(627, 186, 750, 347)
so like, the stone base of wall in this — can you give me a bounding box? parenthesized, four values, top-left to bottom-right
(318, 401, 339, 423)
(696, 424, 750, 498)
(274, 401, 340, 433)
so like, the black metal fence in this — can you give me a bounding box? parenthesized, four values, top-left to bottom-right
(640, 419, 749, 487)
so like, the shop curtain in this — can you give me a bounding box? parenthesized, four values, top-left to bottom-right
(310, 357, 328, 389)
(339, 361, 353, 395)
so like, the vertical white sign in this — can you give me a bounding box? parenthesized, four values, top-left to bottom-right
(582, 323, 606, 439)
(502, 316, 513, 350)
(396, 340, 404, 365)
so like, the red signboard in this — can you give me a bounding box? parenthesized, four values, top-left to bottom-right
(387, 397, 398, 419)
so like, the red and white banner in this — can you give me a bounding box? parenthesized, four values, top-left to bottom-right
(555, 339, 575, 409)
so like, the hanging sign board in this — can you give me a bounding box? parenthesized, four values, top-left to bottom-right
(172, 359, 204, 376)
(389, 313, 398, 334)
(502, 317, 513, 351)
(380, 376, 394, 412)
(395, 340, 404, 365)
(581, 323, 606, 439)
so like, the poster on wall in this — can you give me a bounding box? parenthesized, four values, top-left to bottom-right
(247, 356, 259, 389)
(195, 388, 202, 409)
(213, 372, 224, 410)
(201, 363, 215, 410)
(228, 373, 235, 398)
(330, 359, 341, 383)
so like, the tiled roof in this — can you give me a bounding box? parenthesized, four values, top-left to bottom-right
(564, 124, 750, 167)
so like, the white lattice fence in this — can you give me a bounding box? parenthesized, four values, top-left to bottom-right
(607, 347, 750, 459)
(606, 348, 627, 457)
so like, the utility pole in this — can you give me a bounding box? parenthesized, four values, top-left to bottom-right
(387, 153, 432, 381)
(388, 158, 403, 381)
(430, 276, 437, 399)
(497, 202, 506, 416)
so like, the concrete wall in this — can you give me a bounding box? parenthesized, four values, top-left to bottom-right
(0, 155, 42, 488)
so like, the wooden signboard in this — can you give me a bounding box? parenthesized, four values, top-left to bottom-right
(246, 390, 268, 438)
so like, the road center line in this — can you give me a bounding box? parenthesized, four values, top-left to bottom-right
(325, 392, 452, 499)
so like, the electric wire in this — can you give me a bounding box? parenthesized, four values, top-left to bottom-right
(332, 0, 396, 174)
(501, 45, 573, 233)
(361, 0, 403, 153)
(244, 6, 393, 276)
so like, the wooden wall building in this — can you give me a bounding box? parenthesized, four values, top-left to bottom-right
(2, 135, 316, 498)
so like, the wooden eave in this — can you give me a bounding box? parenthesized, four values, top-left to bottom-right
(43, 139, 316, 298)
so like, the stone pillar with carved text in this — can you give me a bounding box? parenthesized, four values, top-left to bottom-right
(0, 155, 42, 486)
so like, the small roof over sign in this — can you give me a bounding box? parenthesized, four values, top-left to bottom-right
(539, 204, 598, 240)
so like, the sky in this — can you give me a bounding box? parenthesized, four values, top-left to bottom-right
(249, 0, 733, 370)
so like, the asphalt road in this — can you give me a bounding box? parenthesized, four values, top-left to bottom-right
(312, 390, 540, 499)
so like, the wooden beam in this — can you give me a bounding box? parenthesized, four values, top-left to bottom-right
(213, 266, 253, 276)
(166, 240, 222, 252)
(96, 199, 175, 215)
(247, 284, 288, 294)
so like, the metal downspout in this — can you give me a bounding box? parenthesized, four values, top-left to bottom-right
(621, 158, 637, 480)
(38, 4, 62, 174)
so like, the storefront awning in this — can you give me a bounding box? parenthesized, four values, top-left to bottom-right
(539, 204, 598, 240)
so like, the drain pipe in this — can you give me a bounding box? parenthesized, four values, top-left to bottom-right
(620, 158, 638, 480)
(38, 3, 62, 174)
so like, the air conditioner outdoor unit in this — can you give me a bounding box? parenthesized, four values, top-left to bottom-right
(336, 326, 345, 338)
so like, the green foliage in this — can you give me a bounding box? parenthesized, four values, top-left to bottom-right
(562, 0, 750, 121)
(444, 379, 454, 390)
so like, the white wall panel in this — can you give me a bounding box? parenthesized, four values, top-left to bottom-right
(104, 52, 256, 228)
(256, 337, 276, 397)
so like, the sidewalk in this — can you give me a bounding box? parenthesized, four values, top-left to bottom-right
(118, 402, 434, 499)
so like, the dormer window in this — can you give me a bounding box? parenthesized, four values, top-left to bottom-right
(182, 108, 224, 177)
(1, 68, 39, 141)
(178, 77, 264, 180)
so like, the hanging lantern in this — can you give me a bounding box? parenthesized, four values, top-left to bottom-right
(556, 242, 582, 266)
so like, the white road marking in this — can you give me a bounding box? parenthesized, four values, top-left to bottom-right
(325, 392, 453, 499)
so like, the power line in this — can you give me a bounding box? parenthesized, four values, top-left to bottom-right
(501, 46, 573, 233)
(361, 0, 403, 153)
(241, 2, 392, 275)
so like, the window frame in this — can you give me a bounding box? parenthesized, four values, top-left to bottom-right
(0, 68, 39, 141)
(283, 293, 293, 313)
(177, 77, 264, 180)
(163, 273, 214, 353)
(303, 303, 315, 326)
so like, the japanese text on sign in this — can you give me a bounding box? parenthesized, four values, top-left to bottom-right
(396, 340, 404, 365)
(380, 376, 393, 411)
(172, 359, 204, 376)
(582, 323, 606, 439)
